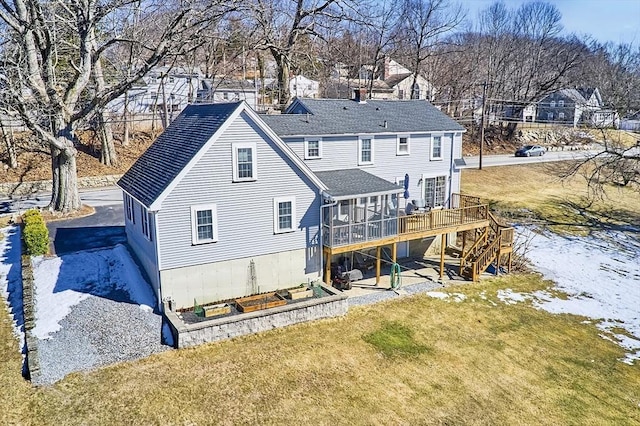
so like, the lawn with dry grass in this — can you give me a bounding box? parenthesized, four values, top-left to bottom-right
(462, 163, 640, 234)
(1, 275, 640, 425)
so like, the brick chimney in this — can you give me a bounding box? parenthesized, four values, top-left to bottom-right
(354, 88, 367, 103)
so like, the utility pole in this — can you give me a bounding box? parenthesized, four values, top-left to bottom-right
(479, 81, 487, 170)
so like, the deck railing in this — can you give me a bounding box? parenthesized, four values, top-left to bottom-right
(323, 198, 490, 249)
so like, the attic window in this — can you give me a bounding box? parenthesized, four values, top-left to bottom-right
(232, 142, 258, 182)
(558, 100, 565, 107)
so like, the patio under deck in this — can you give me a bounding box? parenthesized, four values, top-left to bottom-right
(322, 193, 492, 285)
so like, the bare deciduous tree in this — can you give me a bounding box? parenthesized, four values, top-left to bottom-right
(248, 0, 356, 108)
(0, 0, 234, 212)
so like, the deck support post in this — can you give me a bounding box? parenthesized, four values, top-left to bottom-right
(325, 250, 331, 285)
(392, 242, 397, 263)
(376, 246, 381, 285)
(439, 234, 446, 279)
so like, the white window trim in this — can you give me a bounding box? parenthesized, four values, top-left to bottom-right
(358, 136, 375, 166)
(140, 205, 152, 241)
(232, 142, 258, 182)
(430, 134, 443, 161)
(124, 194, 134, 223)
(396, 134, 410, 156)
(304, 137, 323, 160)
(273, 196, 296, 234)
(191, 204, 218, 245)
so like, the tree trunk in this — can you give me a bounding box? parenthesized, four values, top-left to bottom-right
(98, 111, 118, 166)
(0, 120, 17, 169)
(93, 53, 118, 166)
(49, 141, 80, 212)
(273, 51, 291, 109)
(122, 90, 130, 147)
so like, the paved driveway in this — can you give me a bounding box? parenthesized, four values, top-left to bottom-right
(47, 204, 126, 255)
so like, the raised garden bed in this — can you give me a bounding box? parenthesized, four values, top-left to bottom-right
(235, 292, 287, 313)
(287, 287, 313, 300)
(204, 304, 231, 318)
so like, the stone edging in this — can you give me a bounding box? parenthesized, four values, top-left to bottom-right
(20, 239, 40, 384)
(0, 174, 122, 198)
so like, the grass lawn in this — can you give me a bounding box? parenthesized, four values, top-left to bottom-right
(1, 163, 639, 424)
(1, 275, 639, 425)
(462, 163, 640, 234)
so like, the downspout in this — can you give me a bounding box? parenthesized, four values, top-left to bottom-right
(152, 210, 163, 311)
(448, 133, 455, 208)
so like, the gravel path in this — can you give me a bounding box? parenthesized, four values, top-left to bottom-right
(348, 279, 447, 307)
(34, 295, 168, 386)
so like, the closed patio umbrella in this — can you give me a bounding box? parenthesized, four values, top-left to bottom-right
(403, 173, 410, 199)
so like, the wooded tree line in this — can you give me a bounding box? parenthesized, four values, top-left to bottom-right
(0, 0, 638, 212)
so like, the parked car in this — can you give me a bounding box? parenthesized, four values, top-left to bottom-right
(515, 145, 546, 157)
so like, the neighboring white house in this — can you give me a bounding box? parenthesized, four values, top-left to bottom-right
(196, 78, 258, 110)
(325, 58, 435, 101)
(290, 75, 319, 98)
(108, 66, 201, 117)
(118, 93, 506, 313)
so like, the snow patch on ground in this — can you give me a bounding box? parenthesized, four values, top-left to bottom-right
(32, 244, 157, 340)
(0, 225, 24, 351)
(497, 289, 531, 305)
(425, 291, 466, 302)
(520, 226, 640, 364)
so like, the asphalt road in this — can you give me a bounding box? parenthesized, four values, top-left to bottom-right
(459, 149, 600, 169)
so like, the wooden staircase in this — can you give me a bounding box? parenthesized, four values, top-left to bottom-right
(459, 212, 514, 281)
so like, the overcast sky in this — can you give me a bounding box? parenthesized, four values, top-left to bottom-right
(464, 0, 640, 45)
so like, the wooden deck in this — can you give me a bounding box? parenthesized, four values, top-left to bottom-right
(323, 204, 490, 255)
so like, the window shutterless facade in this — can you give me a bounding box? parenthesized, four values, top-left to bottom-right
(125, 194, 135, 224)
(191, 204, 218, 244)
(397, 135, 410, 155)
(140, 205, 152, 241)
(358, 136, 374, 165)
(431, 135, 442, 160)
(232, 142, 257, 182)
(273, 197, 296, 233)
(304, 138, 322, 159)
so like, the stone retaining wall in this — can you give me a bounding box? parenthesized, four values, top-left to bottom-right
(164, 285, 348, 348)
(0, 174, 122, 198)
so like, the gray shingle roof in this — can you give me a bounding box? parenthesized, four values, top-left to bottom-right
(261, 98, 465, 136)
(315, 169, 402, 198)
(118, 102, 242, 208)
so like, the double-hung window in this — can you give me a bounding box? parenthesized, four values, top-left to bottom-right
(550, 100, 556, 107)
(558, 100, 565, 107)
(358, 136, 374, 165)
(273, 197, 296, 233)
(191, 204, 218, 244)
(304, 138, 322, 159)
(431, 135, 442, 160)
(232, 142, 257, 182)
(397, 135, 410, 155)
